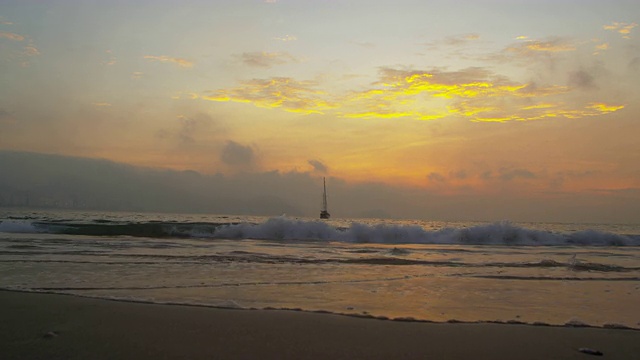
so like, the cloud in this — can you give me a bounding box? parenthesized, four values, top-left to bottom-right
(2, 151, 639, 223)
(450, 170, 468, 180)
(341, 67, 527, 120)
(239, 51, 298, 68)
(175, 113, 215, 144)
(203, 77, 332, 114)
(603, 22, 637, 38)
(568, 70, 596, 90)
(22, 46, 40, 56)
(176, 115, 198, 144)
(156, 113, 216, 145)
(273, 35, 297, 42)
(424, 33, 481, 50)
(587, 103, 624, 113)
(0, 108, 12, 124)
(308, 159, 328, 173)
(131, 72, 144, 79)
(593, 42, 608, 55)
(482, 36, 578, 66)
(205, 51, 625, 123)
(499, 168, 536, 181)
(346, 67, 624, 122)
(350, 40, 375, 48)
(92, 102, 112, 107)
(143, 55, 193, 68)
(504, 37, 576, 56)
(204, 66, 625, 123)
(221, 141, 255, 166)
(0, 31, 24, 41)
(428, 172, 446, 183)
(444, 33, 480, 46)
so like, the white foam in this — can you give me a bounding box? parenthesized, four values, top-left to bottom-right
(213, 218, 637, 246)
(0, 220, 41, 234)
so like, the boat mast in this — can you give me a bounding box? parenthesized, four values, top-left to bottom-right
(320, 177, 330, 219)
(322, 177, 327, 211)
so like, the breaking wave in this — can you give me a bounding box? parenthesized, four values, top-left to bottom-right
(213, 218, 639, 246)
(1, 217, 638, 246)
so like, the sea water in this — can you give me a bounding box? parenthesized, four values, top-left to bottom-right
(1, 209, 639, 329)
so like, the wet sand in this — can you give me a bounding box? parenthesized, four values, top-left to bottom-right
(1, 290, 638, 359)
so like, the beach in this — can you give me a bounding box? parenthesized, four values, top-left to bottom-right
(2, 291, 639, 360)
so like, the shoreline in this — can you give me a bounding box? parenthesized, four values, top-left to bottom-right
(3, 289, 639, 331)
(2, 290, 639, 359)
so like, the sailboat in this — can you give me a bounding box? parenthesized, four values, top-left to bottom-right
(320, 177, 330, 219)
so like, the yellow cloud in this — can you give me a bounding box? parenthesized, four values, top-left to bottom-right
(587, 103, 624, 113)
(342, 111, 415, 119)
(603, 22, 638, 38)
(203, 77, 332, 114)
(203, 67, 623, 123)
(448, 102, 497, 117)
(143, 55, 193, 68)
(0, 31, 24, 41)
(473, 102, 624, 123)
(524, 41, 576, 52)
(592, 42, 609, 55)
(341, 68, 527, 119)
(377, 68, 527, 98)
(92, 102, 112, 107)
(522, 103, 558, 110)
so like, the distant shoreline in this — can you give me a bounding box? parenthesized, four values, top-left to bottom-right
(1, 290, 638, 360)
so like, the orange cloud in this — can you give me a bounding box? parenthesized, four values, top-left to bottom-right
(143, 55, 193, 68)
(23, 46, 40, 56)
(0, 31, 24, 41)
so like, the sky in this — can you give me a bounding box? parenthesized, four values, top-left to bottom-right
(1, 0, 639, 223)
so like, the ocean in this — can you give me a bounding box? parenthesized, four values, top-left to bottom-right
(1, 209, 639, 329)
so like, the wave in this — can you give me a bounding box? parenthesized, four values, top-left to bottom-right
(2, 255, 637, 273)
(1, 217, 638, 246)
(212, 218, 639, 246)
